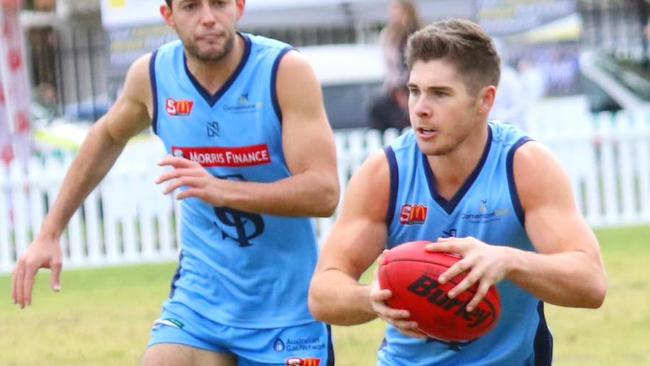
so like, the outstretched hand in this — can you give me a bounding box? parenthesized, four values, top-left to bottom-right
(12, 238, 63, 309)
(426, 237, 512, 312)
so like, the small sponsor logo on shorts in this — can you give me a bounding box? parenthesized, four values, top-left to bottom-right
(153, 318, 185, 329)
(283, 337, 326, 352)
(285, 358, 321, 366)
(274, 338, 286, 352)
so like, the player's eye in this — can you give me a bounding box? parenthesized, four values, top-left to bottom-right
(182, 3, 196, 11)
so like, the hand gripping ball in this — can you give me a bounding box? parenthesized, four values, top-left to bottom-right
(378, 241, 501, 342)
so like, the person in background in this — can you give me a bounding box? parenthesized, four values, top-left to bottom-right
(488, 39, 527, 131)
(489, 61, 526, 130)
(369, 0, 422, 131)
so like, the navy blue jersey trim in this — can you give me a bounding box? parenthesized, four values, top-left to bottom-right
(149, 50, 160, 135)
(506, 136, 533, 227)
(326, 324, 336, 365)
(183, 33, 252, 107)
(271, 47, 294, 123)
(534, 301, 553, 365)
(384, 147, 399, 229)
(168, 251, 184, 298)
(423, 125, 493, 214)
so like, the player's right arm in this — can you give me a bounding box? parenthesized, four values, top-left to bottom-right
(309, 152, 423, 336)
(12, 54, 154, 308)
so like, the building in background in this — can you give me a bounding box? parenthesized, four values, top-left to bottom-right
(577, 0, 650, 112)
(22, 0, 109, 123)
(99, 0, 473, 129)
(1, 0, 32, 164)
(16, 0, 649, 132)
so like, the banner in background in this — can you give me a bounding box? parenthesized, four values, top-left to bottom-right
(100, 0, 173, 100)
(477, 0, 576, 36)
(0, 0, 32, 164)
(100, 0, 163, 28)
(0, 64, 12, 165)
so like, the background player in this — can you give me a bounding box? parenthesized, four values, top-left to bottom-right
(12, 1, 339, 365)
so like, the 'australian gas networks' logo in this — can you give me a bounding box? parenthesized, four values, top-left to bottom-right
(461, 199, 509, 224)
(224, 92, 263, 113)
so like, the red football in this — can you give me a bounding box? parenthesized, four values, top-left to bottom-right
(378, 241, 501, 342)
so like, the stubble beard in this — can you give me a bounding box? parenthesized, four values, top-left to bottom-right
(185, 32, 235, 64)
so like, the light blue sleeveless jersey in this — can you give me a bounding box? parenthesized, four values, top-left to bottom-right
(150, 34, 319, 328)
(380, 122, 553, 365)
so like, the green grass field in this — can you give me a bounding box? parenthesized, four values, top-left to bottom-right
(1, 225, 649, 366)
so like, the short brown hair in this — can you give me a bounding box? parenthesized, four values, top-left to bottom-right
(165, 0, 172, 7)
(405, 19, 500, 95)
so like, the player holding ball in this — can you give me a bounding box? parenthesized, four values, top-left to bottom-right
(309, 19, 607, 365)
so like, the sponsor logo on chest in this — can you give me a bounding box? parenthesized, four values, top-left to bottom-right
(461, 199, 510, 224)
(172, 145, 272, 168)
(399, 204, 429, 225)
(166, 98, 194, 116)
(224, 92, 264, 113)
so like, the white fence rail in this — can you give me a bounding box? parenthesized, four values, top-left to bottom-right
(1, 103, 650, 273)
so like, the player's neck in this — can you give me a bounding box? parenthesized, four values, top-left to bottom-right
(185, 34, 245, 94)
(426, 123, 489, 199)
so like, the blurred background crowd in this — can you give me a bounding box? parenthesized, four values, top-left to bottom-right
(1, 0, 649, 162)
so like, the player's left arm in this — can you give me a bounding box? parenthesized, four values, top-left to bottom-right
(157, 50, 339, 217)
(428, 141, 607, 310)
(507, 141, 607, 307)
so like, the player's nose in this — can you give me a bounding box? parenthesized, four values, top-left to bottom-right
(198, 3, 218, 26)
(412, 98, 432, 119)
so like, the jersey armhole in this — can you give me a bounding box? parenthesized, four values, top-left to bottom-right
(384, 146, 399, 229)
(271, 47, 295, 123)
(149, 49, 160, 135)
(507, 136, 534, 227)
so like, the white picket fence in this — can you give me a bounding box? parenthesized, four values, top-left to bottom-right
(1, 100, 650, 274)
(527, 99, 650, 227)
(0, 143, 181, 274)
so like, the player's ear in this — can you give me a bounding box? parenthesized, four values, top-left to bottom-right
(477, 85, 496, 115)
(160, 4, 175, 28)
(235, 0, 246, 20)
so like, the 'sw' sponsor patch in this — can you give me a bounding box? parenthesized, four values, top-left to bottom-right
(399, 204, 428, 225)
(166, 98, 194, 116)
(285, 358, 321, 366)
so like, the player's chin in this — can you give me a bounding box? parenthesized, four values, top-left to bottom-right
(199, 50, 225, 61)
(416, 143, 448, 157)
(193, 45, 227, 62)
